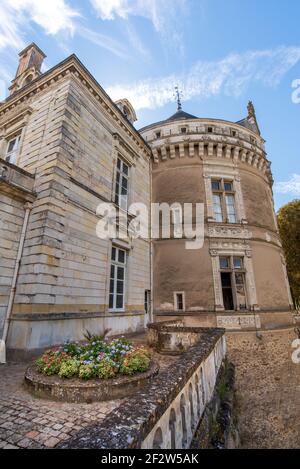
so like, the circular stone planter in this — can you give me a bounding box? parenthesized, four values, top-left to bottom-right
(24, 361, 159, 403)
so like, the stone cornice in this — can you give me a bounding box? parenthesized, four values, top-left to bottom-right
(140, 117, 266, 145)
(0, 55, 151, 158)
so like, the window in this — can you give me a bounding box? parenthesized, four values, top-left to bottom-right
(144, 290, 151, 314)
(225, 194, 236, 223)
(181, 127, 187, 134)
(207, 126, 213, 133)
(5, 134, 21, 164)
(231, 129, 237, 137)
(172, 206, 182, 237)
(211, 180, 221, 191)
(109, 246, 127, 311)
(155, 131, 161, 139)
(115, 158, 129, 211)
(219, 256, 247, 311)
(233, 257, 243, 269)
(224, 182, 233, 192)
(212, 194, 223, 222)
(211, 179, 237, 223)
(220, 257, 230, 269)
(175, 292, 185, 311)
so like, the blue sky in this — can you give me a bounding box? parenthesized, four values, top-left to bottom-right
(0, 0, 299, 209)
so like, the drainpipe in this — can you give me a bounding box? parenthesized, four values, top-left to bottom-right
(149, 156, 154, 324)
(0, 202, 32, 363)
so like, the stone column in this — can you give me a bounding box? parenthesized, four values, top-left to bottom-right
(244, 251, 259, 310)
(210, 250, 224, 311)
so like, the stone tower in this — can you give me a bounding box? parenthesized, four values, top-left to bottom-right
(9, 43, 46, 95)
(140, 102, 294, 330)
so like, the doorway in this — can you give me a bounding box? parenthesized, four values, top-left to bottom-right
(221, 272, 234, 310)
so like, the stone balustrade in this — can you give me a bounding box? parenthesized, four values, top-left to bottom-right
(59, 326, 226, 449)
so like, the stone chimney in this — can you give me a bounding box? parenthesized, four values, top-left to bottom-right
(9, 43, 46, 95)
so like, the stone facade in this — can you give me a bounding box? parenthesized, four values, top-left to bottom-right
(140, 106, 294, 329)
(0, 43, 295, 356)
(0, 45, 151, 355)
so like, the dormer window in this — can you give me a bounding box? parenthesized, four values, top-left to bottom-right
(231, 129, 237, 137)
(181, 127, 187, 134)
(5, 134, 21, 164)
(155, 131, 161, 139)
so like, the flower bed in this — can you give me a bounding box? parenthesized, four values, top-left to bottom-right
(34, 335, 151, 380)
(24, 334, 159, 403)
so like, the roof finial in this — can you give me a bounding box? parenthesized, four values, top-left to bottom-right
(247, 100, 256, 119)
(174, 86, 182, 111)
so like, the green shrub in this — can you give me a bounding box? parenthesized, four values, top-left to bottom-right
(34, 338, 151, 380)
(120, 347, 151, 375)
(58, 359, 79, 378)
(78, 364, 95, 380)
(34, 350, 70, 376)
(95, 358, 117, 379)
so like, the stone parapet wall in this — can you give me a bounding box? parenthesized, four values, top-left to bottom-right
(59, 328, 226, 449)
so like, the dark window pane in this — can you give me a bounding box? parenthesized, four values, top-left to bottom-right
(117, 280, 124, 294)
(109, 279, 114, 294)
(176, 293, 183, 310)
(235, 273, 244, 285)
(123, 163, 129, 175)
(220, 257, 230, 269)
(233, 257, 243, 269)
(224, 182, 233, 191)
(7, 139, 16, 152)
(116, 295, 124, 309)
(118, 250, 125, 264)
(211, 180, 221, 191)
(117, 267, 124, 280)
(110, 265, 115, 278)
(117, 158, 121, 169)
(109, 294, 114, 309)
(111, 247, 116, 261)
(121, 177, 128, 190)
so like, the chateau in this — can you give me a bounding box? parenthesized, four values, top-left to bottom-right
(0, 44, 294, 358)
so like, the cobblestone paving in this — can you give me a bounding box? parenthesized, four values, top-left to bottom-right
(227, 328, 300, 449)
(0, 335, 177, 450)
(0, 362, 122, 449)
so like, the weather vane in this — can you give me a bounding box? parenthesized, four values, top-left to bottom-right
(174, 86, 183, 111)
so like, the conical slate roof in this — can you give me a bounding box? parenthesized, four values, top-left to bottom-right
(165, 109, 198, 122)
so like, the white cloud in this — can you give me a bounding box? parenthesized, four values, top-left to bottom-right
(78, 26, 130, 60)
(0, 0, 79, 51)
(274, 174, 300, 196)
(90, 0, 187, 53)
(106, 46, 300, 110)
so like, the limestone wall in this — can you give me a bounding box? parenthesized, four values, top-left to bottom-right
(0, 59, 151, 352)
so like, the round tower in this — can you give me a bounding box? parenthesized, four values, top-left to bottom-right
(139, 102, 294, 330)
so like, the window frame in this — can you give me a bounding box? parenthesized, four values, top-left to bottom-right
(5, 133, 22, 164)
(109, 246, 127, 312)
(219, 255, 247, 310)
(174, 291, 185, 312)
(211, 178, 237, 224)
(114, 157, 130, 212)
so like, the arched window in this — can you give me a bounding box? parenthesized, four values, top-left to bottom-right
(200, 367, 206, 406)
(153, 427, 163, 449)
(180, 394, 187, 448)
(189, 383, 195, 429)
(169, 409, 177, 449)
(24, 74, 34, 86)
(194, 374, 201, 416)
